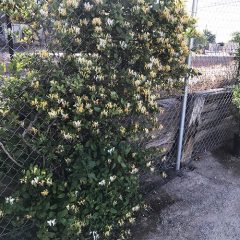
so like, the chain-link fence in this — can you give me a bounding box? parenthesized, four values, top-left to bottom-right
(0, 0, 240, 238)
(184, 0, 239, 161)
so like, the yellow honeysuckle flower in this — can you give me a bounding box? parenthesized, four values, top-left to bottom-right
(39, 50, 49, 58)
(41, 189, 49, 197)
(75, 104, 84, 113)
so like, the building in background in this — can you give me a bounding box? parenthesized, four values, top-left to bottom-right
(208, 42, 238, 55)
(0, 12, 28, 46)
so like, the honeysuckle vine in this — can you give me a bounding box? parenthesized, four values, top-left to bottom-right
(0, 0, 193, 239)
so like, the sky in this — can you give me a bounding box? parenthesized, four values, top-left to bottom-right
(185, 0, 240, 42)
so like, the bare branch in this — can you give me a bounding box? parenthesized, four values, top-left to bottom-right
(0, 141, 23, 168)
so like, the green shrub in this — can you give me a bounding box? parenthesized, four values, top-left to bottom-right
(233, 33, 240, 123)
(0, 0, 193, 239)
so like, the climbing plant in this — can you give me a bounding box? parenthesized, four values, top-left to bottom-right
(0, 0, 193, 239)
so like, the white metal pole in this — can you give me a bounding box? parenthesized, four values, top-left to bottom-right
(176, 0, 199, 171)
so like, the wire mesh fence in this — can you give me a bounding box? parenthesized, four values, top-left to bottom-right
(190, 0, 239, 91)
(0, 0, 240, 238)
(184, 0, 240, 160)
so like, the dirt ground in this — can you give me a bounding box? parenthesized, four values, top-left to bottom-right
(132, 149, 240, 240)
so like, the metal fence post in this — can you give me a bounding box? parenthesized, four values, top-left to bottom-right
(176, 0, 199, 171)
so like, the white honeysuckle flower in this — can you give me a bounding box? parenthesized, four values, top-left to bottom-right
(63, 133, 72, 140)
(92, 121, 99, 128)
(61, 130, 73, 140)
(58, 6, 67, 16)
(150, 167, 155, 172)
(120, 41, 127, 49)
(46, 178, 53, 186)
(20, 177, 27, 184)
(129, 70, 138, 77)
(73, 120, 81, 128)
(118, 219, 124, 226)
(95, 74, 104, 81)
(84, 2, 93, 11)
(47, 219, 57, 227)
(66, 0, 79, 8)
(132, 152, 137, 158)
(145, 62, 153, 70)
(85, 103, 91, 109)
(107, 147, 115, 155)
(31, 177, 39, 186)
(132, 205, 140, 212)
(99, 38, 107, 48)
(0, 209, 4, 218)
(61, 112, 69, 120)
(162, 156, 167, 162)
(77, 56, 88, 64)
(72, 26, 80, 34)
(134, 94, 141, 100)
(39, 9, 48, 17)
(162, 172, 167, 178)
(132, 5, 140, 12)
(145, 128, 149, 134)
(146, 161, 152, 167)
(106, 18, 114, 26)
(90, 231, 100, 240)
(109, 175, 117, 182)
(65, 158, 72, 164)
(81, 18, 89, 26)
(129, 217, 136, 223)
(131, 165, 139, 174)
(98, 180, 106, 186)
(5, 196, 15, 205)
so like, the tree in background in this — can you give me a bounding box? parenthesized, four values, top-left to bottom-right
(232, 32, 240, 43)
(194, 29, 216, 53)
(203, 29, 216, 44)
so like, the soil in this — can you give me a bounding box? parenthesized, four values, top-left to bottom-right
(132, 149, 240, 240)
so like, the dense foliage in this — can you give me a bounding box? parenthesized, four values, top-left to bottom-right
(232, 32, 240, 76)
(232, 32, 240, 136)
(0, 0, 193, 239)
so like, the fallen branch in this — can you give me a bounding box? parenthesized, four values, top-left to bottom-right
(0, 141, 23, 168)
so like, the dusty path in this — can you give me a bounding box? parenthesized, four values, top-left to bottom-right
(133, 151, 240, 240)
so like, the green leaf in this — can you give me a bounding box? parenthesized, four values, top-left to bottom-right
(50, 204, 58, 210)
(58, 193, 65, 199)
(94, 107, 101, 112)
(88, 172, 97, 180)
